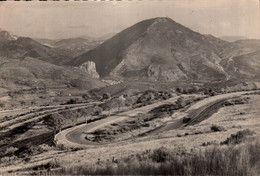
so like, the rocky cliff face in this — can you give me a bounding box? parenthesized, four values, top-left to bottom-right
(80, 61, 100, 79)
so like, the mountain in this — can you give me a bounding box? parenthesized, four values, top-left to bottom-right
(0, 56, 104, 91)
(34, 38, 59, 47)
(218, 39, 260, 80)
(68, 17, 232, 81)
(0, 31, 16, 44)
(220, 50, 260, 80)
(53, 37, 102, 57)
(96, 32, 116, 41)
(0, 37, 74, 65)
(220, 36, 248, 42)
(68, 17, 260, 82)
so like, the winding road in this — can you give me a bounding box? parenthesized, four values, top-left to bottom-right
(55, 90, 258, 148)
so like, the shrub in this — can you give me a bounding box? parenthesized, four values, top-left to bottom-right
(0, 103, 5, 108)
(149, 147, 175, 163)
(201, 141, 217, 146)
(4, 147, 18, 156)
(102, 93, 111, 100)
(65, 98, 79, 104)
(0, 156, 18, 164)
(221, 129, 255, 145)
(210, 124, 225, 132)
(32, 159, 60, 171)
(182, 116, 191, 123)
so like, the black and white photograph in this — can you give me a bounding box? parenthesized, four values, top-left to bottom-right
(0, 0, 260, 175)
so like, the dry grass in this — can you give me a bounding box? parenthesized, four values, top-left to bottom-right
(53, 140, 260, 175)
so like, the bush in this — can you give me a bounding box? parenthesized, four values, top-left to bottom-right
(182, 116, 191, 123)
(0, 156, 18, 164)
(102, 93, 111, 100)
(65, 98, 80, 104)
(221, 129, 255, 145)
(0, 103, 5, 108)
(4, 147, 18, 156)
(210, 124, 225, 132)
(32, 159, 60, 171)
(149, 147, 175, 162)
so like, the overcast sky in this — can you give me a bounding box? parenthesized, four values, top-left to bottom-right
(0, 0, 259, 39)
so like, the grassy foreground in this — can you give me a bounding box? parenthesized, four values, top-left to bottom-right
(53, 140, 260, 175)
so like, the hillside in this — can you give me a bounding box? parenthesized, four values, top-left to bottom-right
(0, 31, 16, 44)
(0, 35, 74, 65)
(68, 17, 232, 81)
(68, 17, 260, 82)
(53, 38, 102, 57)
(0, 56, 104, 91)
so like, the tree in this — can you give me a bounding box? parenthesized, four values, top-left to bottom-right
(176, 97, 185, 108)
(0, 103, 5, 109)
(192, 86, 200, 93)
(80, 106, 96, 124)
(82, 92, 91, 100)
(136, 116, 144, 136)
(102, 92, 111, 100)
(43, 114, 65, 134)
(115, 96, 125, 111)
(176, 87, 183, 94)
(101, 97, 124, 116)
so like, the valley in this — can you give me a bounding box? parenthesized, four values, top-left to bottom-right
(0, 13, 260, 175)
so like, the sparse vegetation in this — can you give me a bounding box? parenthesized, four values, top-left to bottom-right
(223, 97, 249, 106)
(43, 114, 66, 134)
(210, 124, 225, 132)
(54, 141, 260, 175)
(221, 129, 255, 145)
(135, 90, 172, 107)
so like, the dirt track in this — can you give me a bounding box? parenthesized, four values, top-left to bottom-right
(55, 95, 186, 148)
(0, 102, 98, 133)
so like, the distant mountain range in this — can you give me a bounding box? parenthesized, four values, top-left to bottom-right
(220, 36, 248, 42)
(53, 38, 103, 57)
(68, 17, 260, 82)
(0, 35, 74, 65)
(0, 31, 105, 90)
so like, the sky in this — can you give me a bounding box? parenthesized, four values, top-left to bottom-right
(0, 0, 259, 39)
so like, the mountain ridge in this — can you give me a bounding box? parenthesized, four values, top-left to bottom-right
(68, 17, 231, 81)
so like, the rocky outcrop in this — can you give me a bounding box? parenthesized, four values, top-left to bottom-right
(80, 61, 100, 79)
(0, 31, 16, 44)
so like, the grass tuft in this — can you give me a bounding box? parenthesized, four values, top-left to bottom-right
(52, 140, 260, 175)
